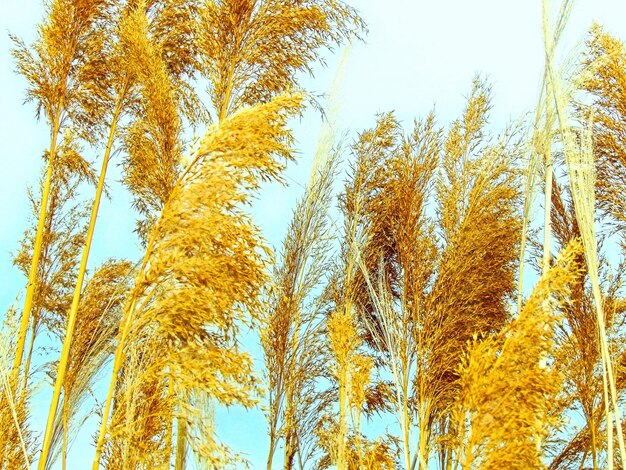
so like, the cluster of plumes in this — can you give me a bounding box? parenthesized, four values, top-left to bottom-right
(12, 156, 132, 468)
(10, 0, 626, 468)
(431, 81, 521, 396)
(317, 78, 522, 469)
(546, 181, 605, 467)
(102, 335, 173, 469)
(95, 0, 364, 465)
(9, 0, 363, 466)
(119, 5, 182, 239)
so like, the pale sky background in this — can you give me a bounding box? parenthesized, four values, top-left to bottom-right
(1, 0, 626, 468)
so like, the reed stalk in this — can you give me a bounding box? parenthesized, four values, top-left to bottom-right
(12, 107, 62, 379)
(39, 85, 128, 470)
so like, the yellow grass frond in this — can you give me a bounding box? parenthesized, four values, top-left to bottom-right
(93, 93, 303, 467)
(197, 0, 364, 120)
(457, 241, 583, 470)
(45, 260, 133, 469)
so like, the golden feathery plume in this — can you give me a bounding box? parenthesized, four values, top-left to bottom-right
(196, 0, 364, 121)
(457, 241, 582, 469)
(92, 93, 303, 467)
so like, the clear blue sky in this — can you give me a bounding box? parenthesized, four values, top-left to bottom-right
(1, 0, 626, 468)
